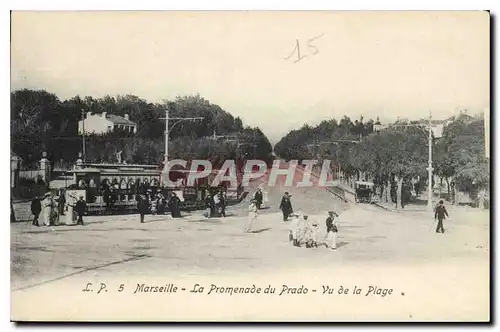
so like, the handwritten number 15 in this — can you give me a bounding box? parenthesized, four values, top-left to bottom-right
(284, 34, 324, 63)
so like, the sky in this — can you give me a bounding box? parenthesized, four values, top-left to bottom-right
(10, 11, 490, 143)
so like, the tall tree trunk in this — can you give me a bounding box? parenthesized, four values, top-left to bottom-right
(454, 180, 460, 206)
(446, 177, 450, 196)
(386, 180, 392, 204)
(438, 176, 443, 199)
(396, 176, 404, 209)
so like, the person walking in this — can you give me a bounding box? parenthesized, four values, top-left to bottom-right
(254, 188, 263, 209)
(245, 199, 258, 233)
(58, 190, 66, 216)
(40, 192, 53, 227)
(326, 210, 339, 250)
(289, 212, 301, 246)
(75, 196, 87, 226)
(30, 196, 42, 226)
(279, 192, 293, 222)
(434, 200, 449, 233)
(205, 192, 214, 218)
(218, 191, 227, 217)
(138, 194, 150, 223)
(170, 192, 181, 218)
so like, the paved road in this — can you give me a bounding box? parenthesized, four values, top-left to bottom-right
(11, 163, 490, 321)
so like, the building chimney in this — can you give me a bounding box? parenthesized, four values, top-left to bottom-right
(102, 112, 107, 118)
(124, 114, 129, 120)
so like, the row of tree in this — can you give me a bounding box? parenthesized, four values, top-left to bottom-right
(11, 89, 273, 167)
(275, 113, 489, 208)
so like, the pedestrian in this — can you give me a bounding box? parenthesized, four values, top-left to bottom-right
(159, 191, 166, 215)
(326, 210, 339, 250)
(51, 195, 61, 226)
(151, 193, 158, 215)
(30, 196, 42, 226)
(58, 190, 66, 216)
(434, 200, 449, 233)
(65, 193, 77, 225)
(279, 192, 293, 222)
(254, 188, 263, 209)
(11, 198, 16, 223)
(138, 194, 150, 223)
(170, 192, 181, 218)
(218, 191, 226, 217)
(301, 215, 315, 248)
(311, 222, 321, 248)
(40, 192, 53, 227)
(289, 212, 301, 246)
(75, 196, 87, 226)
(245, 199, 258, 233)
(205, 192, 214, 218)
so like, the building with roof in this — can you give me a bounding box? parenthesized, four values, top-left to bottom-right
(78, 112, 137, 135)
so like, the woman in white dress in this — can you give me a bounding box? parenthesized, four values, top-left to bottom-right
(245, 199, 258, 233)
(39, 193, 53, 227)
(289, 212, 301, 246)
(65, 193, 77, 225)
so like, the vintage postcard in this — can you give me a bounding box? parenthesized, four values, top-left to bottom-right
(10, 11, 490, 322)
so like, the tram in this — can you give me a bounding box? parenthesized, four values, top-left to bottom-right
(64, 162, 245, 215)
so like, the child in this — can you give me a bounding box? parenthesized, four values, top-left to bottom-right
(326, 210, 339, 250)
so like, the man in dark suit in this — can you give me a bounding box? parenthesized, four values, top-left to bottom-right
(279, 192, 293, 221)
(254, 188, 263, 209)
(434, 200, 449, 233)
(75, 196, 87, 226)
(31, 196, 42, 226)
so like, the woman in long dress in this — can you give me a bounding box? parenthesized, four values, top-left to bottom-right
(245, 199, 258, 233)
(289, 213, 301, 246)
(65, 193, 77, 225)
(39, 193, 53, 227)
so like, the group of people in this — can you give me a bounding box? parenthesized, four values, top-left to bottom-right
(30, 190, 87, 227)
(244, 189, 340, 250)
(288, 211, 339, 250)
(136, 189, 182, 223)
(204, 190, 228, 218)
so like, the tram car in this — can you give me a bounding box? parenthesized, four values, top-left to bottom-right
(66, 162, 245, 215)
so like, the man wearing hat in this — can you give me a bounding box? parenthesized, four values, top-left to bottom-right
(75, 196, 87, 226)
(434, 200, 449, 233)
(30, 196, 42, 226)
(254, 187, 263, 210)
(138, 193, 150, 223)
(326, 211, 339, 250)
(245, 199, 258, 233)
(279, 192, 293, 222)
(169, 192, 181, 218)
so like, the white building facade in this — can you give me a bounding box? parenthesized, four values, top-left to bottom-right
(78, 112, 137, 135)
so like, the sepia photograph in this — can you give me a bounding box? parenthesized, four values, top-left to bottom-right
(9, 10, 490, 322)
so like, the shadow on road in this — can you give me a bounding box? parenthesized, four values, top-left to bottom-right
(337, 241, 349, 248)
(250, 227, 272, 234)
